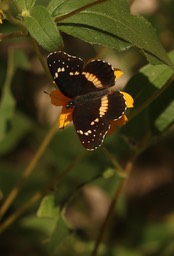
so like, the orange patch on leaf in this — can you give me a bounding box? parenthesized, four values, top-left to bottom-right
(0, 10, 3, 24)
(58, 106, 73, 129)
(50, 90, 70, 106)
(121, 92, 134, 108)
(49, 89, 73, 129)
(108, 114, 128, 135)
(114, 69, 124, 80)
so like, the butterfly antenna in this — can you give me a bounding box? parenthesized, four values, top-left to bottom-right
(44, 90, 50, 95)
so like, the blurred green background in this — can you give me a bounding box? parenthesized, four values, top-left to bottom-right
(0, 0, 174, 255)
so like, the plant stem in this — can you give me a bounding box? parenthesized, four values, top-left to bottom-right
(62, 173, 102, 212)
(101, 146, 127, 178)
(0, 31, 23, 41)
(5, 10, 26, 31)
(31, 38, 54, 84)
(55, 151, 88, 188)
(55, 0, 108, 23)
(0, 150, 88, 232)
(0, 123, 57, 221)
(91, 156, 135, 256)
(0, 192, 42, 234)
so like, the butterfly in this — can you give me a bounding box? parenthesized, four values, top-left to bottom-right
(47, 51, 127, 150)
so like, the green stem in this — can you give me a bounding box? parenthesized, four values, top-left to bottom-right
(91, 157, 135, 256)
(62, 173, 103, 212)
(101, 146, 127, 178)
(4, 49, 15, 89)
(31, 38, 54, 84)
(0, 150, 87, 232)
(55, 0, 108, 23)
(0, 192, 42, 234)
(55, 151, 88, 188)
(5, 10, 26, 31)
(0, 123, 57, 221)
(0, 31, 23, 41)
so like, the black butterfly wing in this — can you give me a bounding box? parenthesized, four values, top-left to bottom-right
(47, 51, 84, 98)
(73, 100, 109, 150)
(73, 91, 127, 150)
(80, 60, 116, 95)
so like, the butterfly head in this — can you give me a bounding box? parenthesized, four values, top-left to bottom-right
(66, 100, 75, 109)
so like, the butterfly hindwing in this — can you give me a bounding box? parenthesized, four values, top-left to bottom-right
(73, 91, 127, 150)
(47, 51, 84, 98)
(73, 101, 110, 150)
(100, 90, 127, 121)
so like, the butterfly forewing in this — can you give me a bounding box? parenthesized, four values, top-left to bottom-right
(80, 60, 116, 94)
(47, 51, 84, 98)
(73, 91, 126, 150)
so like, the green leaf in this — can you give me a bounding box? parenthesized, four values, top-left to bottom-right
(0, 51, 15, 142)
(36, 191, 72, 253)
(54, 0, 173, 68)
(122, 110, 151, 140)
(142, 222, 174, 243)
(47, 217, 71, 254)
(21, 214, 58, 236)
(48, 0, 110, 16)
(121, 51, 174, 139)
(150, 82, 174, 132)
(103, 168, 115, 179)
(0, 49, 31, 143)
(60, 24, 130, 51)
(23, 5, 63, 51)
(47, 0, 65, 15)
(125, 51, 174, 116)
(37, 194, 59, 219)
(12, 0, 36, 12)
(155, 100, 174, 131)
(0, 112, 34, 156)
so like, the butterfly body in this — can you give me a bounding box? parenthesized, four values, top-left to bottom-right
(47, 51, 127, 150)
(69, 88, 110, 107)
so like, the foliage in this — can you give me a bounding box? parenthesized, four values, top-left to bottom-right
(0, 0, 174, 256)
